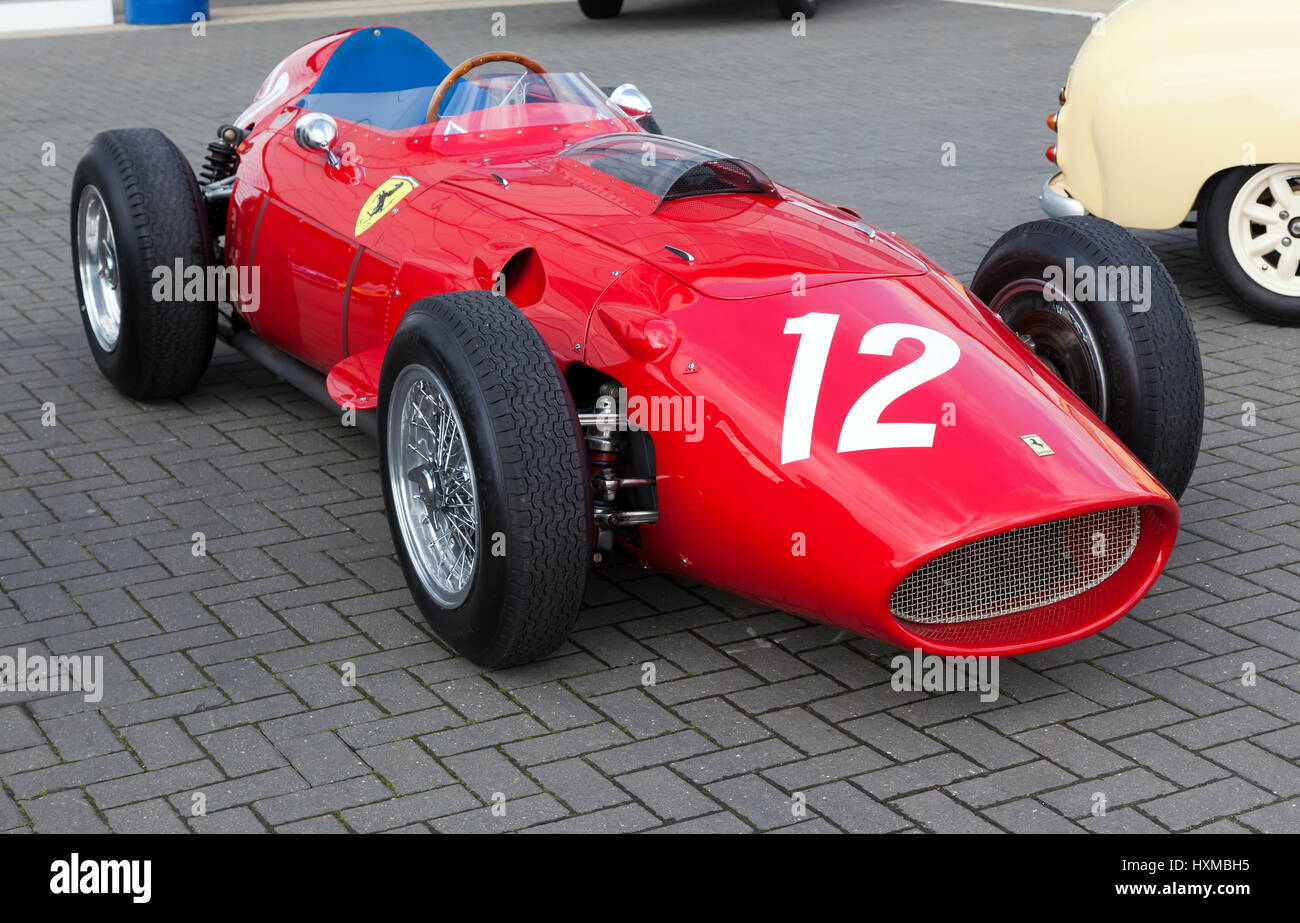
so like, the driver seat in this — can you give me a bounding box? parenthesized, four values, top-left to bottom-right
(300, 27, 452, 130)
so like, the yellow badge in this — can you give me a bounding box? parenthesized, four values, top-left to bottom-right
(355, 175, 418, 236)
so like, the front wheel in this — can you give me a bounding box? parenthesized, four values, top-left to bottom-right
(1198, 163, 1300, 325)
(379, 291, 592, 668)
(71, 128, 217, 399)
(972, 216, 1204, 500)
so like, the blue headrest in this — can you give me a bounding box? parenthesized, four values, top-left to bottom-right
(310, 26, 451, 95)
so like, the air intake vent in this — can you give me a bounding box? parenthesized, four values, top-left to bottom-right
(890, 507, 1141, 625)
(663, 159, 769, 201)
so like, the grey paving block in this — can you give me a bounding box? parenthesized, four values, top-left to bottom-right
(1037, 768, 1177, 819)
(705, 774, 805, 830)
(442, 748, 539, 801)
(674, 697, 770, 747)
(253, 774, 392, 826)
(190, 806, 268, 834)
(198, 726, 288, 777)
(946, 760, 1078, 809)
(801, 781, 909, 833)
(1140, 778, 1276, 831)
(617, 766, 717, 821)
(22, 790, 109, 834)
(893, 790, 1002, 834)
(1012, 725, 1133, 776)
(358, 739, 453, 795)
(104, 797, 188, 833)
(431, 793, 571, 833)
(520, 802, 660, 834)
(278, 732, 371, 785)
(340, 785, 480, 833)
(854, 753, 984, 800)
(122, 718, 204, 770)
(591, 687, 687, 739)
(530, 758, 630, 813)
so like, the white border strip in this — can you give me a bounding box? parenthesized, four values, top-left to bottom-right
(0, 0, 113, 33)
(935, 0, 1107, 18)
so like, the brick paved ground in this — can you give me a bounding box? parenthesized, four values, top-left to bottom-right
(2, 0, 1298, 834)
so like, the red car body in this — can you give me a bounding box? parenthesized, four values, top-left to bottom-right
(217, 26, 1178, 658)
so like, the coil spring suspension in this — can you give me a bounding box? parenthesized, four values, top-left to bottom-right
(587, 393, 622, 506)
(580, 389, 657, 549)
(200, 124, 243, 184)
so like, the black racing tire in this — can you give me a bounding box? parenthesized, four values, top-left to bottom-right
(1198, 164, 1300, 325)
(778, 0, 817, 16)
(579, 0, 623, 17)
(70, 128, 216, 399)
(972, 216, 1204, 500)
(379, 291, 592, 668)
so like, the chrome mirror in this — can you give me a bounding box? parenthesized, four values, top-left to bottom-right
(608, 83, 653, 121)
(293, 112, 340, 167)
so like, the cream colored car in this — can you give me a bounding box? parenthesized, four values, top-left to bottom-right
(1042, 0, 1300, 324)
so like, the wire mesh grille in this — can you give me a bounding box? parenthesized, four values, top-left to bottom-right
(890, 507, 1142, 625)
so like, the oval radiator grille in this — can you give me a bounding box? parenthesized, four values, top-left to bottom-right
(890, 507, 1142, 625)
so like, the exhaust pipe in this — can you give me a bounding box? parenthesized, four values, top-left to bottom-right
(218, 318, 377, 439)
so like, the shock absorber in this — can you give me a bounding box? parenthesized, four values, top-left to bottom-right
(587, 392, 621, 506)
(200, 124, 244, 184)
(580, 386, 657, 554)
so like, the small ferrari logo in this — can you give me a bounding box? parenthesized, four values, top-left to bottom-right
(355, 175, 418, 236)
(1020, 434, 1054, 457)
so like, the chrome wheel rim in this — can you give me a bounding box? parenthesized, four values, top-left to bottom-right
(1227, 163, 1300, 298)
(989, 278, 1110, 421)
(386, 364, 479, 607)
(76, 184, 123, 352)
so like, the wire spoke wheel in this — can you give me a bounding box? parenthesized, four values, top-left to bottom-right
(386, 363, 480, 608)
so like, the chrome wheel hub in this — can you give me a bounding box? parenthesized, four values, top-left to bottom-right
(76, 184, 123, 351)
(990, 278, 1110, 421)
(386, 364, 479, 607)
(1228, 164, 1300, 298)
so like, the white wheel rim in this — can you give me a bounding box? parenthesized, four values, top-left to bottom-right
(76, 184, 123, 351)
(1227, 163, 1300, 298)
(386, 364, 480, 608)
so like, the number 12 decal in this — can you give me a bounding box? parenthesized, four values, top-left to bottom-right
(780, 313, 959, 464)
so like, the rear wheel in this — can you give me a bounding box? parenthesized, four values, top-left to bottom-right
(71, 128, 216, 399)
(579, 0, 623, 17)
(379, 291, 591, 667)
(1198, 163, 1300, 324)
(972, 216, 1204, 499)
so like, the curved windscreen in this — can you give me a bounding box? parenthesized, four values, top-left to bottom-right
(301, 72, 628, 133)
(559, 133, 776, 204)
(436, 72, 627, 134)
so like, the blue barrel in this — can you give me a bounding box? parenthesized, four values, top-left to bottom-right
(124, 0, 210, 25)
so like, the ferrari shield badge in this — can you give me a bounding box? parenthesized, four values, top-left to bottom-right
(355, 175, 418, 237)
(1020, 434, 1054, 457)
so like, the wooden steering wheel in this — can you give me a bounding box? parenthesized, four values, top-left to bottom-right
(425, 52, 548, 124)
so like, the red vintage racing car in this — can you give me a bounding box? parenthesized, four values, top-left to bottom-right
(71, 26, 1203, 667)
